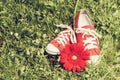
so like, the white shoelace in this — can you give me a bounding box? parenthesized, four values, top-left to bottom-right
(76, 27, 101, 50)
(55, 24, 77, 46)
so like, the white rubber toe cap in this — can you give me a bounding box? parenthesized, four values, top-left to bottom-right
(45, 43, 60, 55)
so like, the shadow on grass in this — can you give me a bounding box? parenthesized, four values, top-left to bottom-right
(44, 51, 61, 70)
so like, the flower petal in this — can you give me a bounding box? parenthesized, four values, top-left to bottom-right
(72, 66, 77, 72)
(81, 55, 90, 60)
(76, 66, 81, 72)
(64, 63, 72, 71)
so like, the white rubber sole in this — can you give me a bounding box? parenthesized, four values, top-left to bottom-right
(87, 55, 100, 65)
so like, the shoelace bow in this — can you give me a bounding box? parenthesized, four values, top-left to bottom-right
(76, 27, 101, 50)
(55, 24, 101, 50)
(55, 24, 77, 46)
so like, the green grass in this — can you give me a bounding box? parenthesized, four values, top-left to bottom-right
(0, 0, 120, 80)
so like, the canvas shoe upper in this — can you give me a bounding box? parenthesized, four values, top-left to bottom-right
(75, 9, 101, 64)
(46, 24, 77, 55)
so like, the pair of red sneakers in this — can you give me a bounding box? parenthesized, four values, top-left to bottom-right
(45, 9, 101, 64)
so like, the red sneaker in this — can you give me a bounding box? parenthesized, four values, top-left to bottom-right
(45, 24, 77, 55)
(75, 9, 101, 64)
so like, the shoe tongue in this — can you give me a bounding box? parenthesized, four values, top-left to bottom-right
(75, 13, 92, 28)
(78, 14, 92, 27)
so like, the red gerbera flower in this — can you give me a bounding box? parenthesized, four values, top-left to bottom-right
(60, 43, 90, 72)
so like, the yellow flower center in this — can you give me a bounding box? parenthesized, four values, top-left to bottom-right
(72, 55, 77, 60)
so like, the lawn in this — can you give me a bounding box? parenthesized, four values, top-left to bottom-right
(0, 0, 120, 80)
